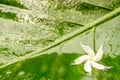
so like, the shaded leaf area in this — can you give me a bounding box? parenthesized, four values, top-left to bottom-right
(0, 18, 81, 53)
(61, 15, 120, 55)
(0, 18, 81, 65)
(95, 15, 120, 57)
(0, 10, 18, 20)
(0, 53, 119, 80)
(50, 0, 120, 10)
(0, 0, 111, 25)
(82, 0, 120, 10)
(0, 0, 27, 9)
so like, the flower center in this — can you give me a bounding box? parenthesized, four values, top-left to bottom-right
(89, 57, 93, 61)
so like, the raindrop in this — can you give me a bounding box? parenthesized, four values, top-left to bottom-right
(17, 71, 25, 76)
(6, 71, 12, 75)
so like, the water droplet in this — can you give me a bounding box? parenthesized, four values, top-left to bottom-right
(18, 71, 25, 76)
(6, 71, 12, 74)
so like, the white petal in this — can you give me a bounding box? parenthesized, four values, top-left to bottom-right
(80, 43, 95, 57)
(91, 61, 111, 70)
(71, 55, 89, 65)
(94, 44, 103, 61)
(84, 61, 92, 75)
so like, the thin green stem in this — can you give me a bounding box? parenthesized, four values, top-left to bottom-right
(1, 7, 120, 69)
(92, 27, 96, 53)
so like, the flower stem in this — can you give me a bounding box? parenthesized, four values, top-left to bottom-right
(92, 27, 96, 53)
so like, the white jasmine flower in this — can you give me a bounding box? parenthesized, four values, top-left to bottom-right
(71, 43, 111, 75)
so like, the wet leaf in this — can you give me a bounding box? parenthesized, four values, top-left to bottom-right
(0, 0, 120, 80)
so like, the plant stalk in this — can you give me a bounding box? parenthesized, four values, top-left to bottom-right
(93, 27, 96, 53)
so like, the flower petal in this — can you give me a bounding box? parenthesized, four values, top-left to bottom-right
(80, 43, 95, 57)
(94, 44, 103, 61)
(84, 61, 92, 75)
(91, 61, 111, 70)
(71, 55, 89, 65)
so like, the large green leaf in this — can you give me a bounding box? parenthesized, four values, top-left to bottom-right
(0, 0, 120, 80)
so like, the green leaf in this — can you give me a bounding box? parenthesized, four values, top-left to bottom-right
(0, 0, 120, 80)
(82, 0, 120, 10)
(0, 53, 120, 80)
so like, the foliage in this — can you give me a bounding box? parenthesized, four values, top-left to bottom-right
(0, 0, 120, 80)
